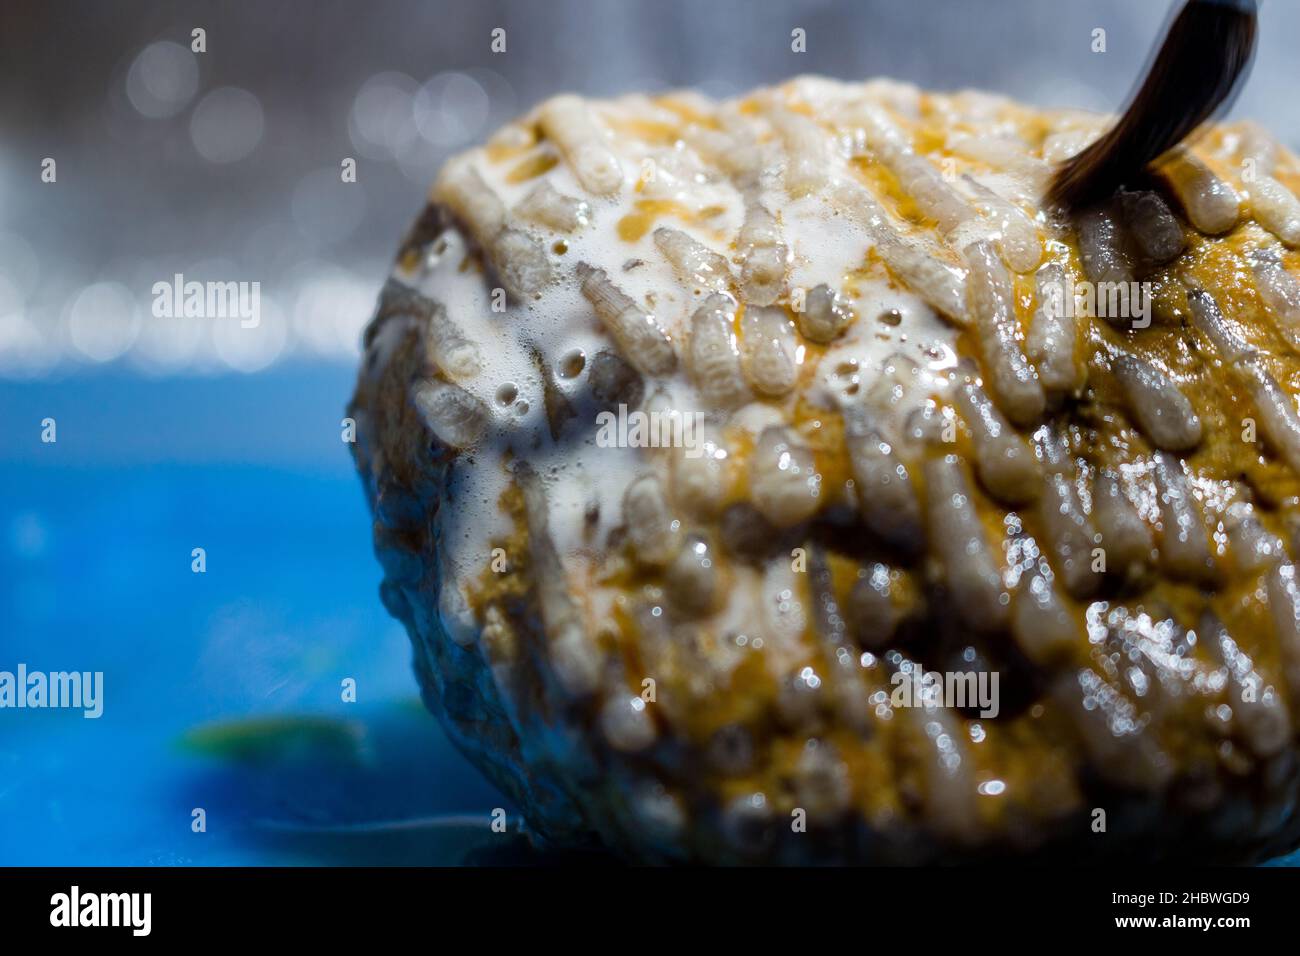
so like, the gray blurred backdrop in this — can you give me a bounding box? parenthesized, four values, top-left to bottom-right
(1, 0, 1296, 377)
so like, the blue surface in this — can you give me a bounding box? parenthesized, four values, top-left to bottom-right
(0, 365, 520, 865)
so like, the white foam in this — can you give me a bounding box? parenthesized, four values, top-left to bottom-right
(383, 85, 963, 595)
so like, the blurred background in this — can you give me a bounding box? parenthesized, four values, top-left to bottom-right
(1, 0, 1298, 865)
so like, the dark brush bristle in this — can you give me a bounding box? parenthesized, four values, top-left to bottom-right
(1047, 0, 1258, 211)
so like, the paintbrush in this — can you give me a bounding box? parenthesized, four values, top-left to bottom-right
(1047, 0, 1258, 211)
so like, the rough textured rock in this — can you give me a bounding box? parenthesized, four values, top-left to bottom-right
(349, 76, 1300, 863)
